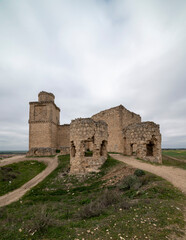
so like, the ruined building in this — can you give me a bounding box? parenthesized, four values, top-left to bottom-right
(70, 118, 108, 174)
(27, 91, 162, 164)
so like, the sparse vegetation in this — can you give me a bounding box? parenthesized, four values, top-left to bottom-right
(162, 149, 186, 160)
(134, 169, 146, 177)
(0, 154, 185, 240)
(84, 149, 93, 157)
(0, 161, 46, 196)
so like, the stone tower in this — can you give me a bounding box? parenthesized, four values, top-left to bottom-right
(28, 91, 60, 153)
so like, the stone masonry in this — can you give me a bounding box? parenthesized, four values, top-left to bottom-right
(27, 91, 162, 165)
(92, 105, 141, 153)
(70, 118, 108, 174)
(27, 91, 69, 156)
(123, 122, 162, 163)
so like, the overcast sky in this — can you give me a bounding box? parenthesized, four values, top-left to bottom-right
(0, 0, 186, 150)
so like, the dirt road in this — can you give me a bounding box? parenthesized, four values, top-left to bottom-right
(110, 154, 186, 194)
(0, 155, 58, 207)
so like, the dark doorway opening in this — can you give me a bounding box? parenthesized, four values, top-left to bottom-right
(71, 141, 76, 157)
(146, 142, 154, 156)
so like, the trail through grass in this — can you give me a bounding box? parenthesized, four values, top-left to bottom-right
(0, 155, 185, 240)
(0, 161, 46, 196)
(162, 150, 186, 160)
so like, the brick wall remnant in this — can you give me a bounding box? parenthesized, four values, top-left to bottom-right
(70, 118, 108, 174)
(123, 121, 162, 163)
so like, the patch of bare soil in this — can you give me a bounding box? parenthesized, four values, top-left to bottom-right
(102, 164, 135, 186)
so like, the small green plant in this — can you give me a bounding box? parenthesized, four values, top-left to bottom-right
(119, 175, 142, 190)
(25, 206, 53, 234)
(84, 149, 93, 157)
(134, 169, 145, 177)
(79, 189, 122, 219)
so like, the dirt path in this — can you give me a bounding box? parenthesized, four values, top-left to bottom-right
(0, 155, 58, 207)
(163, 154, 186, 162)
(110, 154, 186, 194)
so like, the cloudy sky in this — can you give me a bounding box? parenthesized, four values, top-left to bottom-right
(0, 0, 186, 150)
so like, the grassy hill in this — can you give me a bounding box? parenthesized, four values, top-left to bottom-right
(0, 155, 185, 240)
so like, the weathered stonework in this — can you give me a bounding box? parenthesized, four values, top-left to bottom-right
(92, 105, 141, 153)
(70, 118, 108, 174)
(26, 147, 56, 156)
(123, 122, 162, 163)
(27, 91, 162, 165)
(28, 91, 70, 156)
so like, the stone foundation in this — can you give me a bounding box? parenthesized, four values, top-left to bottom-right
(70, 118, 108, 174)
(58, 147, 70, 155)
(26, 147, 56, 157)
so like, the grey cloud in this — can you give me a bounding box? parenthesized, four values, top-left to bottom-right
(0, 0, 186, 150)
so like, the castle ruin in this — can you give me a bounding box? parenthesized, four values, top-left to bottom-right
(70, 118, 108, 174)
(27, 91, 162, 171)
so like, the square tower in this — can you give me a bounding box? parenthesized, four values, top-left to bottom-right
(28, 91, 60, 151)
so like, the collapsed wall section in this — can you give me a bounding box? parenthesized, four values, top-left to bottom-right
(92, 105, 141, 153)
(123, 121, 162, 163)
(70, 118, 108, 174)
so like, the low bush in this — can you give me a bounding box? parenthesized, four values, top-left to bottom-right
(78, 200, 105, 219)
(79, 189, 122, 219)
(134, 169, 145, 177)
(26, 206, 53, 234)
(119, 175, 142, 191)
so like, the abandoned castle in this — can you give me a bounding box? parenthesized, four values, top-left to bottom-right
(27, 91, 162, 173)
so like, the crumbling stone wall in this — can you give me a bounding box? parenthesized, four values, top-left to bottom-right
(70, 118, 108, 174)
(92, 105, 141, 153)
(123, 122, 162, 163)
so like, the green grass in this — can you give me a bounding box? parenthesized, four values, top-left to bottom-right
(162, 149, 186, 160)
(26, 155, 56, 158)
(162, 155, 186, 170)
(0, 161, 46, 196)
(0, 155, 185, 240)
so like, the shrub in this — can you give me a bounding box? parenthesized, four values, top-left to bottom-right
(101, 189, 122, 207)
(79, 189, 122, 219)
(56, 149, 60, 153)
(79, 200, 105, 219)
(118, 199, 131, 210)
(134, 169, 145, 177)
(140, 175, 152, 185)
(119, 175, 142, 191)
(26, 206, 52, 234)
